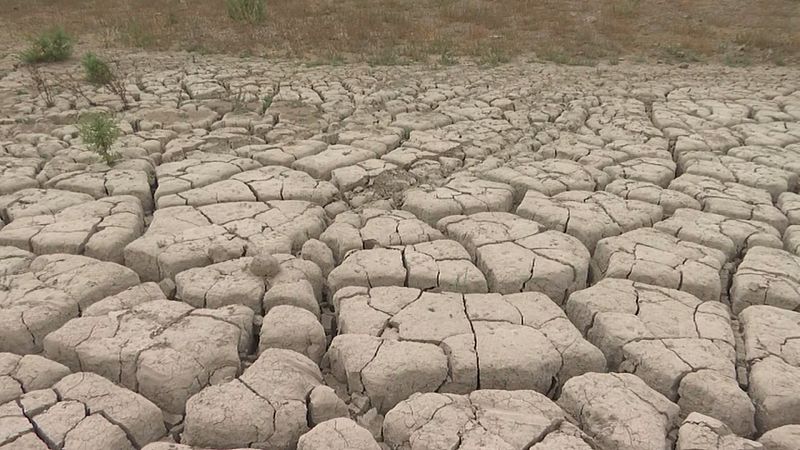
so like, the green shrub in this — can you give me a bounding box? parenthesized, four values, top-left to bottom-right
(78, 113, 121, 164)
(20, 27, 73, 63)
(226, 0, 266, 23)
(82, 53, 114, 86)
(81, 53, 131, 109)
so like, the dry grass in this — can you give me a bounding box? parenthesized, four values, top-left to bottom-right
(1, 0, 798, 65)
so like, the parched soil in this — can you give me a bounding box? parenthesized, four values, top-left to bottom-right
(1, 12, 800, 450)
(1, 0, 798, 65)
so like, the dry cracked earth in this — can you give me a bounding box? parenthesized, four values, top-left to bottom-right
(0, 52, 799, 450)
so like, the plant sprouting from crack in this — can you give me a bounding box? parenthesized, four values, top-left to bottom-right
(78, 113, 121, 165)
(82, 52, 131, 109)
(22, 64, 57, 107)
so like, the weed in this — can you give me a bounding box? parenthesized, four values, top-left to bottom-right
(231, 88, 248, 112)
(82, 53, 131, 109)
(260, 95, 273, 114)
(78, 113, 121, 165)
(60, 72, 98, 107)
(661, 45, 702, 63)
(23, 64, 57, 107)
(226, 0, 266, 23)
(367, 48, 404, 66)
(119, 21, 156, 48)
(82, 53, 115, 86)
(167, 11, 180, 26)
(21, 28, 70, 63)
(260, 82, 280, 114)
(724, 53, 752, 67)
(539, 48, 596, 66)
(478, 46, 510, 66)
(611, 0, 641, 17)
(20, 27, 73, 64)
(306, 52, 345, 67)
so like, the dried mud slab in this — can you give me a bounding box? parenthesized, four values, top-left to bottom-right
(777, 191, 800, 225)
(42, 168, 155, 212)
(174, 254, 323, 315)
(591, 228, 727, 302)
(327, 240, 488, 296)
(740, 306, 800, 433)
(0, 189, 94, 224)
(158, 165, 339, 208)
(402, 176, 515, 226)
(297, 418, 380, 450)
(558, 373, 681, 450)
(678, 154, 797, 201)
(0, 195, 144, 264)
(0, 251, 140, 354)
(602, 157, 677, 188)
(260, 305, 326, 364)
(0, 353, 70, 404)
(605, 179, 701, 216)
(516, 190, 662, 253)
(726, 145, 800, 178)
(0, 246, 35, 275)
(124, 201, 326, 281)
(0, 156, 40, 195)
(330, 286, 605, 412)
(153, 151, 261, 206)
(383, 390, 594, 450)
(653, 208, 782, 261)
(292, 144, 379, 180)
(481, 158, 610, 200)
(251, 140, 328, 167)
(566, 279, 754, 435)
(668, 174, 788, 232)
(758, 425, 800, 450)
(437, 212, 590, 304)
(43, 299, 254, 415)
(676, 413, 761, 450)
(321, 208, 444, 263)
(537, 135, 670, 170)
(0, 371, 166, 449)
(330, 159, 399, 192)
(182, 349, 322, 449)
(730, 246, 800, 314)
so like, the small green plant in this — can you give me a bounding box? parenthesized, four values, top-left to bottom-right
(78, 113, 121, 165)
(612, 0, 641, 17)
(82, 53, 114, 85)
(82, 53, 131, 109)
(478, 46, 510, 66)
(724, 53, 753, 67)
(540, 48, 596, 66)
(260, 95, 273, 114)
(260, 82, 281, 114)
(367, 48, 404, 66)
(662, 45, 701, 63)
(226, 0, 266, 23)
(306, 52, 346, 67)
(438, 49, 457, 66)
(20, 27, 73, 63)
(119, 21, 156, 48)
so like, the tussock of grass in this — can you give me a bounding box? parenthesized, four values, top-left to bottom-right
(20, 27, 72, 63)
(82, 53, 115, 86)
(226, 0, 266, 23)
